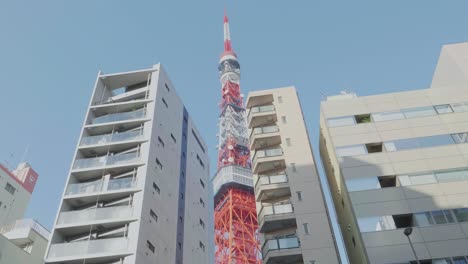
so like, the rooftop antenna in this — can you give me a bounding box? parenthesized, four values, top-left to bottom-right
(20, 144, 29, 163)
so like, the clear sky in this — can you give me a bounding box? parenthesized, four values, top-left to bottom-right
(1, 0, 468, 262)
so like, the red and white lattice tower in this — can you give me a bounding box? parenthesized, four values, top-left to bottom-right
(212, 13, 262, 264)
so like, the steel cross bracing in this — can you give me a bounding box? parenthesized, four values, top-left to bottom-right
(213, 12, 262, 264)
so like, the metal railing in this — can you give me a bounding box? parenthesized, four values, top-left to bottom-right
(73, 152, 140, 170)
(258, 203, 294, 222)
(250, 125, 279, 139)
(255, 173, 288, 189)
(91, 108, 146, 125)
(57, 205, 132, 225)
(47, 237, 128, 259)
(80, 129, 144, 146)
(262, 236, 300, 257)
(65, 177, 137, 196)
(252, 148, 283, 164)
(248, 105, 275, 120)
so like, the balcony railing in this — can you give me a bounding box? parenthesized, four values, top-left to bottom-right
(57, 205, 132, 226)
(65, 177, 137, 196)
(80, 129, 144, 146)
(259, 203, 294, 221)
(255, 173, 288, 189)
(250, 125, 279, 139)
(0, 219, 50, 240)
(91, 108, 146, 125)
(252, 148, 283, 164)
(248, 105, 275, 119)
(73, 152, 140, 170)
(262, 236, 300, 257)
(47, 237, 128, 259)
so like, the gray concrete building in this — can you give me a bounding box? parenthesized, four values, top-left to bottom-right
(246, 87, 341, 264)
(320, 42, 468, 264)
(44, 64, 213, 264)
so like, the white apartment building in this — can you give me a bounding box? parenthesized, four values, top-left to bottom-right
(44, 64, 213, 264)
(246, 87, 340, 264)
(320, 43, 468, 264)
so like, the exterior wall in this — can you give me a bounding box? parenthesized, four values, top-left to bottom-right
(320, 85, 468, 263)
(0, 165, 32, 227)
(247, 87, 340, 264)
(431, 42, 468, 89)
(45, 64, 212, 264)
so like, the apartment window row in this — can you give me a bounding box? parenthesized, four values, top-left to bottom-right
(358, 207, 468, 233)
(391, 255, 468, 264)
(196, 154, 205, 169)
(346, 167, 468, 192)
(327, 102, 468, 128)
(5, 183, 15, 195)
(192, 129, 206, 153)
(336, 131, 468, 157)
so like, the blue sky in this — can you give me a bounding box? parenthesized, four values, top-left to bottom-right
(1, 0, 468, 262)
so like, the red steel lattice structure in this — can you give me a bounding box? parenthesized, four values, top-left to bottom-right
(213, 13, 262, 264)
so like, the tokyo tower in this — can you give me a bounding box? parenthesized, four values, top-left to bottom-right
(212, 12, 262, 264)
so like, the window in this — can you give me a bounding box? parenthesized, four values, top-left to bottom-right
(277, 96, 283, 103)
(452, 132, 468, 144)
(336, 144, 367, 157)
(452, 257, 468, 264)
(453, 208, 468, 222)
(414, 212, 434, 226)
(178, 242, 182, 249)
(451, 102, 468, 113)
(435, 104, 453, 114)
(165, 83, 170, 92)
(372, 111, 405, 122)
(303, 223, 309, 235)
(296, 191, 302, 201)
(436, 169, 468, 183)
(5, 183, 15, 195)
(418, 134, 454, 148)
(200, 219, 205, 229)
(200, 179, 205, 189)
(346, 177, 380, 192)
(162, 98, 168, 108)
(156, 158, 163, 170)
(200, 198, 205, 207)
(171, 133, 177, 143)
(327, 116, 356, 127)
(199, 241, 205, 252)
(192, 130, 206, 153)
(365, 143, 383, 153)
(150, 210, 158, 222)
(158, 136, 165, 148)
(281, 116, 287, 124)
(153, 182, 161, 194)
(431, 210, 454, 224)
(352, 236, 356, 247)
(400, 172, 437, 186)
(402, 106, 437, 119)
(357, 216, 396, 232)
(355, 114, 371, 124)
(180, 193, 184, 200)
(384, 138, 420, 152)
(147, 241, 155, 253)
(291, 163, 297, 172)
(392, 214, 413, 228)
(196, 154, 205, 169)
(378, 175, 397, 188)
(285, 138, 292, 146)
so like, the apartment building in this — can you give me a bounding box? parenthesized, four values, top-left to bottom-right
(246, 87, 340, 264)
(44, 64, 212, 264)
(320, 43, 468, 264)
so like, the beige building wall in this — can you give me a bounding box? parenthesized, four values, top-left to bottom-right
(247, 87, 340, 264)
(320, 85, 468, 263)
(431, 42, 468, 89)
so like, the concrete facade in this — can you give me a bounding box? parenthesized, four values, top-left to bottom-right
(44, 64, 213, 264)
(431, 42, 468, 89)
(320, 44, 468, 263)
(246, 87, 340, 264)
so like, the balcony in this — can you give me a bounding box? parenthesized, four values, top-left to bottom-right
(73, 152, 141, 172)
(255, 173, 291, 202)
(57, 206, 133, 228)
(46, 237, 130, 263)
(248, 105, 277, 128)
(250, 125, 281, 150)
(91, 108, 146, 126)
(66, 177, 137, 196)
(252, 148, 286, 174)
(262, 236, 302, 264)
(81, 129, 144, 147)
(258, 203, 296, 233)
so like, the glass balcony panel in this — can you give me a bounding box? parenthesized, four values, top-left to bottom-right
(80, 130, 143, 146)
(57, 206, 132, 225)
(273, 204, 293, 214)
(73, 153, 140, 170)
(268, 174, 287, 184)
(47, 237, 127, 259)
(278, 237, 300, 249)
(73, 157, 106, 170)
(107, 177, 135, 191)
(107, 152, 140, 166)
(267, 239, 279, 251)
(66, 180, 103, 196)
(92, 109, 146, 125)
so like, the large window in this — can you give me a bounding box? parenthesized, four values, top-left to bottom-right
(327, 116, 356, 127)
(435, 169, 468, 183)
(336, 145, 367, 157)
(453, 208, 468, 222)
(357, 216, 395, 232)
(346, 177, 380, 192)
(402, 106, 437, 119)
(372, 111, 405, 122)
